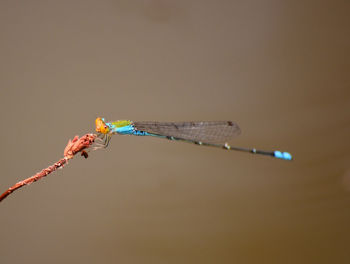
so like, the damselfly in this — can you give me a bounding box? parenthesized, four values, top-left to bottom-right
(94, 117, 292, 160)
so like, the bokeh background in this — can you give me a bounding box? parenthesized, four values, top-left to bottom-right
(1, 1, 349, 263)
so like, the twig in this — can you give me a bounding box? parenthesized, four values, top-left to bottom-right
(0, 133, 97, 203)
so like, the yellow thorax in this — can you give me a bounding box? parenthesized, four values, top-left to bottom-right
(111, 120, 132, 128)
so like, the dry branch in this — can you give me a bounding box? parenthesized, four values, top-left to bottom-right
(0, 134, 97, 203)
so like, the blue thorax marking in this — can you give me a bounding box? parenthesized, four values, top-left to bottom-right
(112, 124, 151, 136)
(113, 125, 134, 135)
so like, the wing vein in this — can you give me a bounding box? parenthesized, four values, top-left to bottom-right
(133, 121, 241, 143)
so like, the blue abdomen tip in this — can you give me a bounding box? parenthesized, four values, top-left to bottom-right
(274, 151, 292, 160)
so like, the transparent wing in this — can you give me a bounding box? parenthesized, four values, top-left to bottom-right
(133, 121, 241, 143)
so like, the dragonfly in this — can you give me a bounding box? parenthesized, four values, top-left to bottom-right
(94, 117, 292, 160)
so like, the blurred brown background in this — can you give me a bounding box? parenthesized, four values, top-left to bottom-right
(0, 1, 349, 263)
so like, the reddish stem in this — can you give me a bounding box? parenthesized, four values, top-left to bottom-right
(0, 133, 97, 203)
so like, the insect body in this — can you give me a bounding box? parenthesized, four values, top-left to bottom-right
(94, 117, 292, 160)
